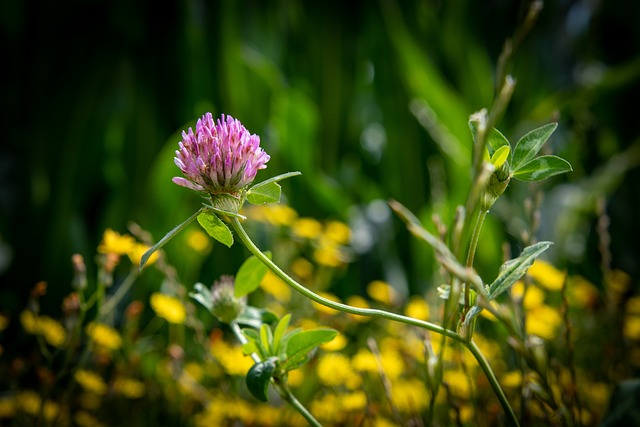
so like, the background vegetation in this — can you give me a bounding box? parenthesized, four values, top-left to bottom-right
(1, 0, 640, 425)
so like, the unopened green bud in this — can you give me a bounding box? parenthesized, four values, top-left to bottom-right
(480, 160, 511, 211)
(211, 276, 246, 323)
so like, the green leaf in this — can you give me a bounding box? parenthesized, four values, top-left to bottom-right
(247, 181, 281, 204)
(242, 328, 268, 360)
(512, 155, 573, 182)
(260, 324, 273, 356)
(512, 123, 558, 171)
(271, 314, 291, 358)
(469, 121, 510, 157)
(197, 210, 233, 247)
(246, 357, 278, 402)
(236, 306, 279, 329)
(140, 207, 205, 270)
(283, 328, 337, 371)
(235, 252, 272, 298)
(490, 145, 511, 169)
(488, 241, 553, 300)
(188, 282, 213, 311)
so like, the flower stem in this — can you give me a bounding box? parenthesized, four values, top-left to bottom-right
(100, 268, 139, 317)
(464, 209, 487, 311)
(230, 217, 520, 427)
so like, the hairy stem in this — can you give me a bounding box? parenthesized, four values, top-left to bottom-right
(464, 210, 488, 311)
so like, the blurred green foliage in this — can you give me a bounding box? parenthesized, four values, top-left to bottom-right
(2, 0, 639, 314)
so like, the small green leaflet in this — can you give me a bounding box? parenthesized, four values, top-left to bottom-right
(189, 282, 213, 311)
(511, 155, 573, 182)
(468, 119, 510, 157)
(490, 145, 511, 168)
(511, 123, 558, 171)
(246, 171, 301, 205)
(236, 306, 278, 329)
(235, 252, 272, 298)
(246, 357, 278, 402)
(197, 210, 233, 247)
(283, 328, 338, 372)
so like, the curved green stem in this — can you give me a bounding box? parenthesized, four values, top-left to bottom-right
(231, 217, 520, 427)
(100, 268, 139, 317)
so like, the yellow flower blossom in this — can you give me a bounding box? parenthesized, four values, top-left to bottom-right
(292, 218, 323, 239)
(404, 297, 430, 321)
(526, 304, 563, 340)
(287, 369, 304, 387)
(128, 242, 159, 266)
(346, 295, 371, 322)
(501, 370, 523, 388)
(626, 296, 640, 315)
(311, 292, 341, 315)
(324, 221, 351, 245)
(186, 229, 211, 253)
(74, 369, 108, 395)
(0, 314, 8, 331)
(0, 396, 15, 418)
(20, 310, 38, 334)
(390, 379, 429, 413)
(445, 369, 472, 398)
(527, 259, 566, 291)
(210, 340, 254, 376)
(321, 332, 348, 351)
(605, 269, 631, 295)
(184, 362, 204, 382)
(371, 417, 400, 427)
(75, 410, 107, 427)
(351, 349, 379, 373)
(367, 280, 399, 305)
(523, 285, 546, 310)
(310, 394, 342, 424)
(97, 229, 136, 255)
(317, 353, 362, 389)
(291, 257, 314, 281)
(567, 276, 599, 308)
(20, 311, 66, 347)
(313, 240, 345, 267)
(342, 391, 368, 411)
(16, 391, 60, 421)
(260, 270, 292, 302)
(113, 377, 146, 399)
(246, 204, 298, 226)
(86, 322, 122, 351)
(150, 293, 186, 324)
(623, 316, 640, 340)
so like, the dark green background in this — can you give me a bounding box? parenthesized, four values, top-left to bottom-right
(2, 0, 639, 313)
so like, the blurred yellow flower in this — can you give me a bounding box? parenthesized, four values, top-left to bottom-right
(372, 417, 400, 427)
(86, 322, 122, 351)
(74, 369, 108, 395)
(605, 269, 631, 296)
(246, 204, 298, 226)
(342, 391, 368, 411)
(527, 260, 566, 291)
(287, 369, 304, 387)
(0, 314, 8, 331)
(317, 353, 362, 389)
(346, 295, 371, 322)
(97, 228, 136, 255)
(445, 370, 472, 398)
(128, 242, 158, 266)
(526, 305, 562, 340)
(626, 296, 640, 315)
(351, 349, 378, 373)
(567, 276, 599, 308)
(0, 396, 15, 418)
(623, 316, 640, 340)
(501, 370, 523, 388)
(367, 280, 399, 305)
(523, 285, 546, 310)
(313, 240, 345, 267)
(404, 297, 430, 321)
(19, 311, 66, 347)
(150, 293, 186, 324)
(210, 340, 254, 376)
(324, 221, 351, 245)
(186, 229, 211, 253)
(75, 410, 107, 427)
(390, 378, 429, 413)
(260, 270, 291, 302)
(113, 377, 146, 398)
(184, 362, 204, 382)
(291, 257, 314, 281)
(16, 391, 59, 421)
(321, 332, 348, 351)
(292, 218, 323, 239)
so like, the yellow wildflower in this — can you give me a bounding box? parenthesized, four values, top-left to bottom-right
(184, 362, 204, 382)
(210, 340, 254, 376)
(445, 369, 472, 398)
(390, 379, 429, 412)
(523, 285, 546, 310)
(526, 305, 563, 340)
(16, 391, 59, 421)
(291, 218, 323, 239)
(371, 417, 400, 427)
(97, 229, 136, 255)
(321, 332, 348, 351)
(567, 276, 599, 308)
(20, 311, 66, 347)
(317, 353, 362, 389)
(324, 221, 351, 245)
(346, 295, 371, 322)
(86, 322, 122, 351)
(626, 296, 640, 315)
(291, 257, 314, 281)
(310, 394, 342, 424)
(367, 280, 399, 305)
(128, 242, 158, 266)
(342, 391, 368, 411)
(113, 377, 146, 398)
(75, 410, 107, 427)
(150, 293, 186, 324)
(351, 349, 378, 373)
(0, 396, 15, 418)
(0, 314, 8, 331)
(246, 204, 298, 226)
(20, 310, 38, 334)
(74, 369, 108, 395)
(605, 269, 631, 295)
(527, 259, 566, 291)
(623, 316, 640, 340)
(186, 229, 211, 253)
(501, 370, 523, 388)
(314, 239, 345, 267)
(404, 297, 430, 321)
(260, 270, 291, 302)
(311, 292, 341, 315)
(287, 369, 304, 387)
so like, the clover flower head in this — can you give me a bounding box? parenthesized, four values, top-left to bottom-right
(173, 113, 270, 196)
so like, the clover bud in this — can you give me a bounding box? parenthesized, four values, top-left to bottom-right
(210, 276, 246, 324)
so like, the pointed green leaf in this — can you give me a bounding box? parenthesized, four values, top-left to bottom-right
(247, 181, 282, 205)
(246, 357, 278, 402)
(512, 155, 572, 182)
(235, 252, 272, 298)
(488, 241, 553, 300)
(260, 324, 273, 356)
(490, 145, 511, 169)
(236, 306, 278, 329)
(188, 282, 213, 311)
(250, 171, 302, 188)
(512, 123, 558, 171)
(242, 328, 268, 360)
(283, 328, 338, 372)
(272, 314, 291, 358)
(197, 210, 233, 247)
(140, 207, 205, 270)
